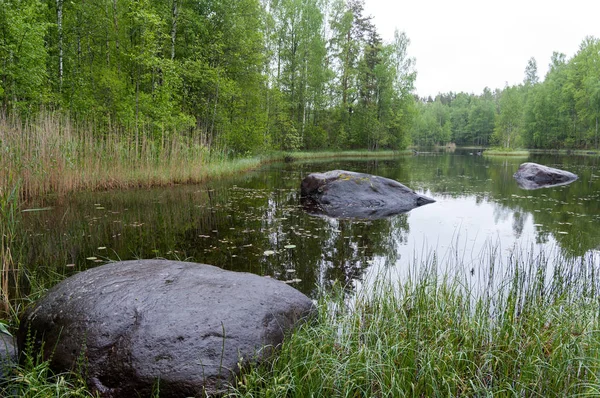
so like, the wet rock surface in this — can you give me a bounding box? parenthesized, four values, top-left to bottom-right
(18, 260, 315, 397)
(513, 162, 578, 190)
(301, 170, 435, 219)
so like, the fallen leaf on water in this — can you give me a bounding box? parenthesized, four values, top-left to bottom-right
(284, 245, 296, 249)
(263, 250, 275, 256)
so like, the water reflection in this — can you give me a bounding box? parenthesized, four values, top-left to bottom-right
(20, 153, 600, 297)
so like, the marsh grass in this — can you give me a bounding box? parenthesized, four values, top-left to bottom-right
(0, 112, 264, 200)
(0, 112, 406, 201)
(0, 179, 22, 318)
(234, 249, 600, 397)
(281, 150, 406, 162)
(483, 148, 530, 157)
(0, 337, 95, 398)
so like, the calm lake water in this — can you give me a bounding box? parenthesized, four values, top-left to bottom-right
(20, 151, 600, 297)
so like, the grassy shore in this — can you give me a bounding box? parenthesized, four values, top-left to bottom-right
(2, 114, 599, 396)
(482, 148, 531, 157)
(234, 253, 600, 397)
(3, 248, 599, 397)
(529, 149, 600, 156)
(0, 112, 405, 201)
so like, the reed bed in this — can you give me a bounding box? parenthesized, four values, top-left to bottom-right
(0, 112, 406, 201)
(0, 112, 265, 200)
(234, 249, 600, 397)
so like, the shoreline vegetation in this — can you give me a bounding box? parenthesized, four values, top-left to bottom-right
(482, 148, 531, 157)
(1, 115, 600, 396)
(235, 250, 600, 397)
(3, 245, 600, 396)
(0, 112, 407, 203)
(2, 0, 599, 393)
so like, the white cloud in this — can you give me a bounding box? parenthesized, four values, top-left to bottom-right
(364, 0, 600, 97)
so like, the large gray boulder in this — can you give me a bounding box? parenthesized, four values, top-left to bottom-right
(513, 162, 578, 190)
(18, 260, 314, 397)
(301, 170, 435, 219)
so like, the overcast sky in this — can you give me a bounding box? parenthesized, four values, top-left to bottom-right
(363, 0, 600, 98)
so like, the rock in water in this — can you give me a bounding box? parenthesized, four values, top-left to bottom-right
(513, 162, 578, 190)
(300, 170, 435, 219)
(18, 260, 315, 397)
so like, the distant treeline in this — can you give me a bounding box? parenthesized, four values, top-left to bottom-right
(0, 0, 416, 153)
(2, 0, 599, 153)
(412, 37, 600, 150)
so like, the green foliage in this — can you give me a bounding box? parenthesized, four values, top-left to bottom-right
(492, 85, 523, 149)
(0, 337, 94, 397)
(418, 36, 600, 150)
(233, 251, 600, 397)
(1, 0, 419, 154)
(411, 98, 452, 146)
(0, 0, 49, 110)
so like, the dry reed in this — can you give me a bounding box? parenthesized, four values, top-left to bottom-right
(0, 111, 239, 200)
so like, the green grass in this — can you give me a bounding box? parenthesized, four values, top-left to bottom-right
(482, 147, 530, 157)
(1, 247, 599, 397)
(280, 149, 408, 161)
(0, 353, 94, 398)
(529, 149, 600, 156)
(233, 251, 600, 397)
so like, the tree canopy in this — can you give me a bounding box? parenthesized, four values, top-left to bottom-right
(1, 0, 599, 152)
(412, 37, 600, 150)
(0, 0, 415, 153)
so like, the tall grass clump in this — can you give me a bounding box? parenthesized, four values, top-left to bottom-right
(0, 111, 250, 200)
(234, 249, 600, 397)
(0, 178, 21, 317)
(0, 337, 94, 398)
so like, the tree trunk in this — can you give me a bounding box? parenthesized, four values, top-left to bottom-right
(170, 0, 178, 60)
(112, 0, 120, 71)
(57, 0, 63, 91)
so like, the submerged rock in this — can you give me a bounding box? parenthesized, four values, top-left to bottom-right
(300, 170, 435, 219)
(513, 162, 578, 190)
(18, 260, 314, 397)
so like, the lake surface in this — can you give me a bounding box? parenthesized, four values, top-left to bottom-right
(20, 151, 600, 297)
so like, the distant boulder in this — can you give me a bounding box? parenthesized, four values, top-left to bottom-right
(18, 260, 315, 397)
(300, 170, 435, 219)
(513, 162, 578, 190)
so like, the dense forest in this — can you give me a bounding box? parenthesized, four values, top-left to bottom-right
(1, 0, 599, 153)
(1, 0, 416, 153)
(413, 38, 600, 150)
